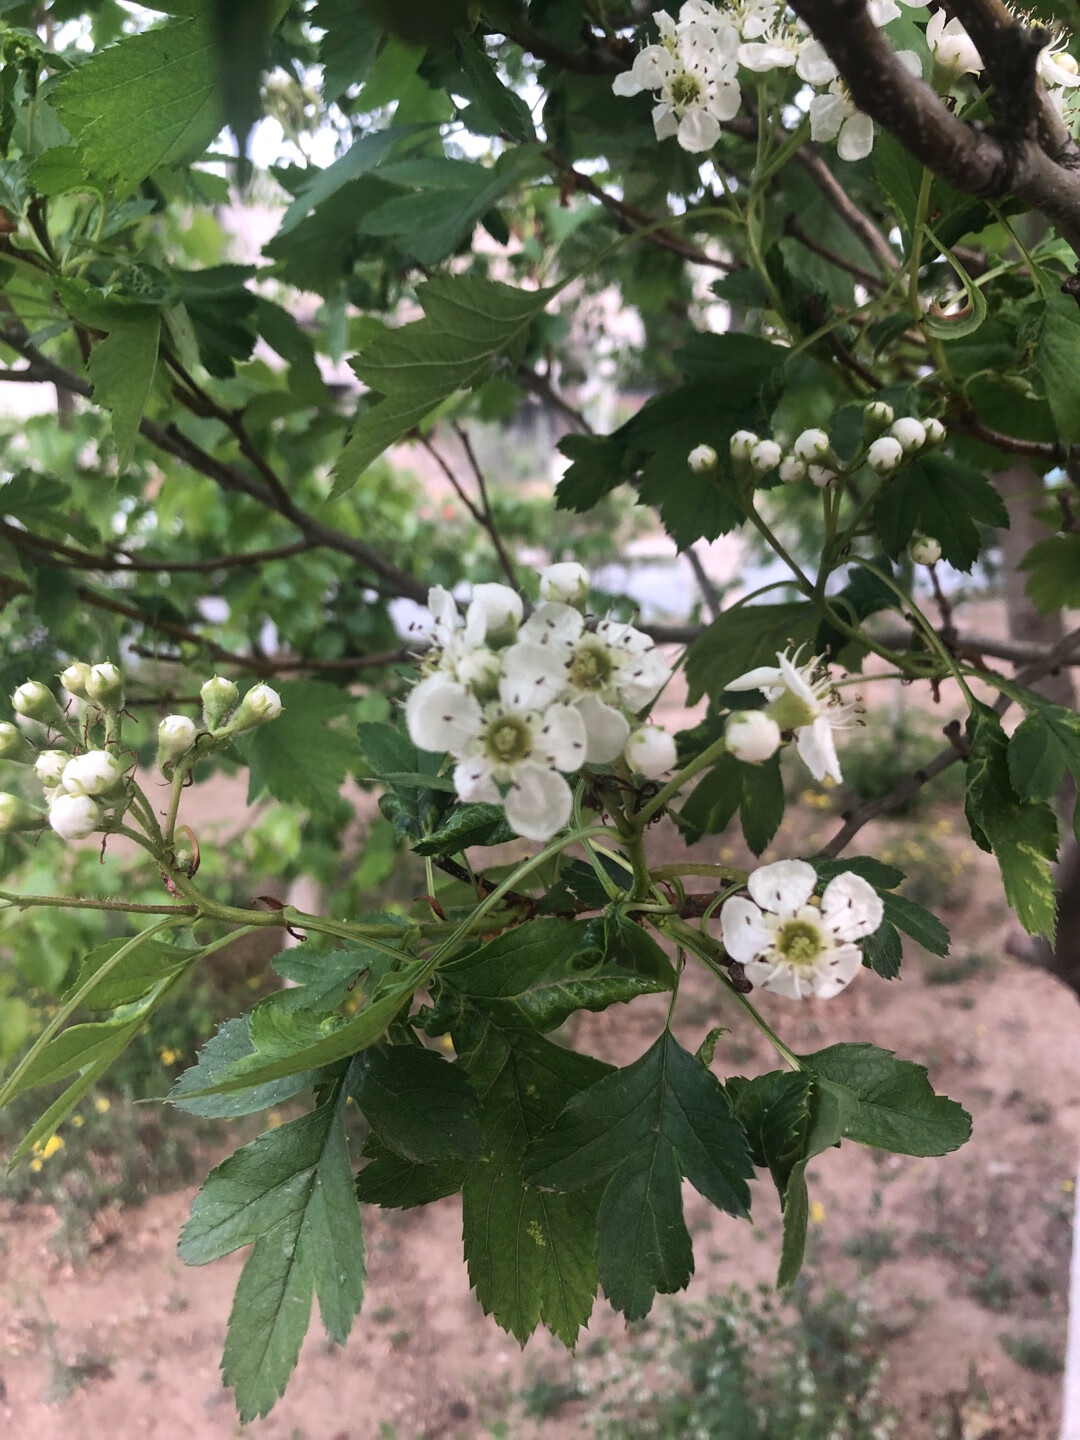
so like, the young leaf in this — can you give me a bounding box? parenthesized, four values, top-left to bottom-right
(526, 1032, 753, 1320)
(411, 802, 515, 854)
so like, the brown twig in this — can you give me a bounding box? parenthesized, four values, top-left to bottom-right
(452, 423, 521, 592)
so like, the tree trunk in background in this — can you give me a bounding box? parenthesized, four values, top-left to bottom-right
(994, 463, 1080, 996)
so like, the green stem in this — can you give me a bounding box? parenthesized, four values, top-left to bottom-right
(634, 734, 728, 829)
(0, 889, 194, 916)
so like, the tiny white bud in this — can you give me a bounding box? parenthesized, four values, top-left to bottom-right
(864, 400, 894, 432)
(890, 416, 926, 453)
(867, 436, 904, 474)
(624, 725, 677, 779)
(749, 439, 782, 474)
(62, 749, 124, 797)
(539, 562, 590, 608)
(730, 429, 759, 462)
(922, 416, 946, 446)
(909, 533, 942, 565)
(86, 662, 124, 707)
(158, 715, 198, 764)
(60, 662, 91, 698)
(808, 465, 836, 488)
(687, 443, 718, 474)
(779, 455, 807, 485)
(793, 428, 830, 462)
(0, 792, 42, 833)
(35, 749, 70, 788)
(48, 792, 102, 841)
(12, 681, 62, 723)
(465, 583, 523, 647)
(231, 683, 283, 732)
(201, 675, 240, 729)
(724, 710, 782, 765)
(455, 646, 502, 699)
(0, 721, 31, 761)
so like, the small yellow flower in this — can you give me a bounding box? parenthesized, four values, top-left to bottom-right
(810, 1200, 826, 1224)
(1063, 1179, 1076, 1194)
(72, 1114, 84, 1129)
(31, 1134, 64, 1161)
(94, 1096, 110, 1114)
(267, 1110, 284, 1129)
(29, 1158, 42, 1173)
(158, 1046, 181, 1066)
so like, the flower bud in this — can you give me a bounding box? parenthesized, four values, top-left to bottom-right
(456, 646, 502, 701)
(724, 709, 782, 765)
(62, 749, 124, 797)
(464, 582, 523, 648)
(0, 792, 43, 833)
(624, 725, 677, 779)
(158, 715, 198, 764)
(0, 721, 31, 762)
(60, 662, 91, 698)
(729, 430, 759, 462)
(863, 400, 894, 434)
(749, 439, 782, 474)
(890, 416, 926, 454)
(86, 662, 124, 708)
(779, 455, 807, 485)
(34, 749, 70, 788)
(48, 792, 102, 841)
(201, 675, 240, 730)
(867, 436, 904, 474)
(687, 443, 718, 474)
(231, 683, 283, 733)
(908, 533, 942, 566)
(922, 416, 946, 447)
(539, 562, 590, 609)
(12, 681, 62, 724)
(808, 465, 836, 488)
(793, 428, 830, 462)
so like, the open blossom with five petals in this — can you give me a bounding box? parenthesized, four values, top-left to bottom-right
(613, 15, 740, 152)
(809, 81, 875, 161)
(720, 859, 884, 999)
(727, 646, 856, 784)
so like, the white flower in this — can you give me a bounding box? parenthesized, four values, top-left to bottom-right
(749, 439, 782, 473)
(406, 675, 485, 755)
(625, 725, 677, 778)
(864, 399, 894, 430)
(890, 416, 926, 453)
(727, 645, 856, 784)
(48, 792, 102, 841)
(0, 792, 39, 832)
(724, 709, 782, 764)
(809, 82, 875, 161)
(796, 38, 837, 86)
(779, 455, 806, 484)
(457, 701, 587, 844)
(926, 11, 982, 77)
(62, 750, 123, 797)
(793, 428, 830, 462)
(720, 859, 883, 999)
(730, 429, 759, 461)
(12, 681, 61, 723)
(86, 662, 123, 707)
(738, 20, 801, 72)
(809, 465, 836, 488)
(688, 443, 718, 473)
(455, 646, 502, 699)
(1039, 42, 1079, 93)
(539, 562, 590, 608)
(867, 436, 904, 474)
(464, 582, 523, 648)
(60, 662, 91, 698)
(34, 750, 70, 788)
(909, 534, 942, 566)
(922, 416, 946, 446)
(159, 715, 198, 763)
(615, 14, 741, 153)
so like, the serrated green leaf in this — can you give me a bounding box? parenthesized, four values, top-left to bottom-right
(350, 1044, 481, 1163)
(312, 0, 383, 101)
(170, 1018, 319, 1119)
(240, 680, 357, 815)
(354, 1132, 469, 1208)
(739, 754, 785, 856)
(873, 453, 1008, 572)
(72, 936, 194, 1011)
(453, 28, 535, 141)
(1008, 703, 1080, 803)
(860, 920, 903, 979)
(1033, 292, 1080, 443)
(1020, 535, 1080, 614)
(0, 470, 70, 524)
(411, 802, 515, 854)
(882, 893, 949, 957)
(685, 603, 818, 706)
(802, 1043, 971, 1156)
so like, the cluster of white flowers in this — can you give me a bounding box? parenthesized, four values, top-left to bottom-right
(0, 664, 282, 845)
(719, 858, 884, 999)
(613, 3, 1080, 156)
(405, 566, 677, 842)
(722, 644, 859, 784)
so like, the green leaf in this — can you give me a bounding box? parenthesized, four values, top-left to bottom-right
(684, 602, 818, 705)
(71, 936, 194, 1010)
(1032, 292, 1080, 443)
(881, 893, 949, 957)
(1008, 703, 1080, 802)
(52, 9, 224, 194)
(181, 1086, 364, 1421)
(921, 226, 988, 340)
(411, 802, 515, 854)
(1020, 535, 1080, 614)
(526, 1032, 753, 1320)
(357, 720, 454, 840)
(331, 274, 557, 496)
(276, 125, 429, 238)
(170, 1018, 319, 1119)
(860, 920, 904, 979)
(873, 453, 1009, 572)
(350, 1044, 481, 1163)
(0, 470, 70, 524)
(802, 1043, 972, 1156)
(965, 703, 1058, 940)
(312, 0, 383, 101)
(240, 680, 357, 815)
(353, 1132, 469, 1207)
(453, 28, 535, 141)
(739, 754, 785, 856)
(27, 145, 92, 196)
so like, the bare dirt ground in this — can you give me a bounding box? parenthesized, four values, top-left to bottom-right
(1, 600, 1078, 1439)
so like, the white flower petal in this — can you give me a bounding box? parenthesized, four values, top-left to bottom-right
(821, 872, 885, 942)
(624, 724, 677, 778)
(612, 70, 644, 96)
(677, 108, 721, 152)
(503, 761, 572, 842)
(796, 715, 843, 784)
(744, 958, 806, 999)
(538, 701, 589, 771)
(720, 896, 771, 963)
(810, 943, 864, 999)
(707, 82, 742, 122)
(837, 111, 874, 161)
(405, 676, 483, 755)
(576, 695, 631, 764)
(427, 585, 459, 645)
(748, 858, 817, 916)
(499, 641, 570, 711)
(653, 102, 679, 141)
(617, 649, 672, 712)
(520, 601, 584, 651)
(726, 663, 783, 692)
(796, 38, 837, 85)
(453, 758, 500, 805)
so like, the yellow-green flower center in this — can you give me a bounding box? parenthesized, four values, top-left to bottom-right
(670, 73, 702, 108)
(776, 919, 824, 968)
(485, 716, 532, 765)
(568, 642, 614, 693)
